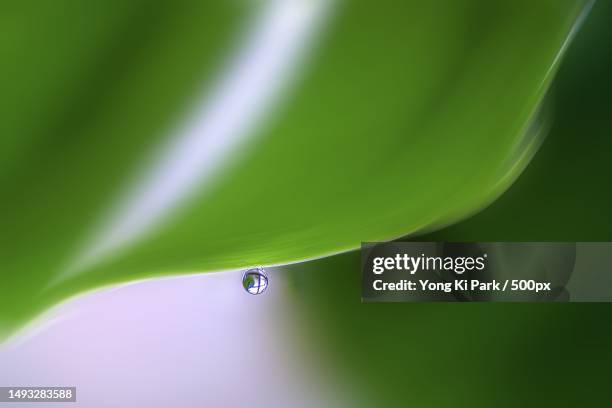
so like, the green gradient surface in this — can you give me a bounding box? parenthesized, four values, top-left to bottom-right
(0, 0, 590, 338)
(287, 2, 612, 406)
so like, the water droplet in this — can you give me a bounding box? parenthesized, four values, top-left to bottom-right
(242, 267, 268, 295)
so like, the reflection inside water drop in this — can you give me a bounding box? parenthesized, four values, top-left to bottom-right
(242, 267, 268, 295)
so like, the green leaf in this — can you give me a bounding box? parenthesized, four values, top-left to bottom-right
(0, 0, 590, 339)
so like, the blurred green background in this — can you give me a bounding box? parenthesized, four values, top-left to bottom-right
(288, 1, 612, 406)
(1, 0, 611, 405)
